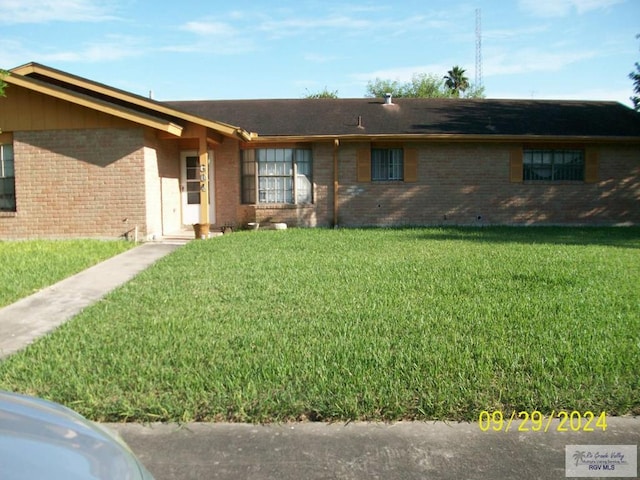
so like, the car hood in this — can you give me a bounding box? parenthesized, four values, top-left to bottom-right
(0, 390, 154, 480)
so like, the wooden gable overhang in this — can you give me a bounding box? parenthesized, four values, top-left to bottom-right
(4, 72, 184, 136)
(7, 63, 254, 142)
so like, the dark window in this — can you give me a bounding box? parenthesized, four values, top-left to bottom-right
(0, 144, 15, 212)
(185, 156, 201, 205)
(372, 148, 403, 181)
(241, 151, 256, 204)
(523, 149, 584, 182)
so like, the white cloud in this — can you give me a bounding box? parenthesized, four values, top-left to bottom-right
(181, 21, 237, 37)
(165, 40, 256, 56)
(350, 64, 456, 84)
(0, 0, 118, 24)
(483, 25, 549, 41)
(258, 15, 373, 37)
(334, 4, 390, 15)
(491, 86, 633, 106)
(518, 0, 624, 17)
(541, 87, 633, 104)
(160, 41, 257, 55)
(44, 37, 144, 62)
(484, 48, 597, 76)
(172, 17, 257, 54)
(170, 12, 259, 55)
(0, 35, 145, 65)
(303, 53, 341, 63)
(0, 39, 32, 68)
(213, 8, 454, 41)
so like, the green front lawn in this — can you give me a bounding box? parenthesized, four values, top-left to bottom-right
(0, 239, 135, 308)
(0, 227, 638, 423)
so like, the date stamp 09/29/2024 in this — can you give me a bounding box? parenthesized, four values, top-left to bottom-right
(478, 411, 638, 478)
(478, 410, 608, 433)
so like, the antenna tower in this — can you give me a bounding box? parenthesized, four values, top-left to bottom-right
(475, 8, 483, 88)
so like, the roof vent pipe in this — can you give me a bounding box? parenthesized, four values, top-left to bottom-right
(384, 92, 393, 105)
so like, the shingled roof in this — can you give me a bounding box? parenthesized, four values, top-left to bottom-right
(165, 98, 640, 140)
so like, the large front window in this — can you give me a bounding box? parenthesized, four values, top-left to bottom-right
(0, 143, 15, 212)
(523, 149, 584, 181)
(242, 148, 312, 204)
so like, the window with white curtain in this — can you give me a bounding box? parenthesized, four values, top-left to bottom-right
(242, 148, 313, 204)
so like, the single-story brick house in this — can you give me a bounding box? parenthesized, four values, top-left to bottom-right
(1, 62, 639, 240)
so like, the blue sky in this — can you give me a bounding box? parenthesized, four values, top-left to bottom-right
(1, 0, 638, 106)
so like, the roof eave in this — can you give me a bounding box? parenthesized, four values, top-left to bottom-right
(249, 133, 640, 144)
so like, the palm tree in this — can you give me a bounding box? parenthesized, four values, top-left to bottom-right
(444, 66, 470, 97)
(572, 451, 587, 467)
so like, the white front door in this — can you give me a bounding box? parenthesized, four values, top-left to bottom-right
(181, 150, 215, 225)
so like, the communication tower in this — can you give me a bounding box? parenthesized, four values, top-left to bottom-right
(475, 8, 483, 88)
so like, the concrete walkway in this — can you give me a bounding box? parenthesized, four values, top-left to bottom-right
(0, 241, 184, 358)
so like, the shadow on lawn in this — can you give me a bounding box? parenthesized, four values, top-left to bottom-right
(403, 226, 640, 249)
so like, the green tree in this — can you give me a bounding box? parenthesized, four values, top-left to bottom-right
(404, 73, 449, 98)
(630, 35, 640, 111)
(366, 78, 405, 97)
(367, 73, 446, 98)
(444, 65, 470, 97)
(0, 70, 7, 97)
(366, 71, 484, 99)
(304, 87, 339, 99)
(462, 83, 485, 99)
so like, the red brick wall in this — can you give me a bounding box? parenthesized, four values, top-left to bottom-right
(5, 133, 633, 240)
(213, 138, 241, 228)
(310, 142, 334, 227)
(337, 142, 640, 226)
(221, 141, 639, 229)
(0, 128, 147, 239)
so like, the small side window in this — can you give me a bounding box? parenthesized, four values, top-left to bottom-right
(0, 143, 15, 212)
(371, 148, 404, 181)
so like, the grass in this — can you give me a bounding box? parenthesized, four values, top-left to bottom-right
(0, 239, 135, 308)
(0, 227, 638, 423)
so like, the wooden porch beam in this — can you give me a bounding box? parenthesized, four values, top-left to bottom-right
(198, 127, 210, 226)
(333, 138, 339, 228)
(157, 124, 224, 145)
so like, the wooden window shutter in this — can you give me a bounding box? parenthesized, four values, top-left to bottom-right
(356, 147, 371, 182)
(509, 147, 523, 183)
(585, 148, 599, 183)
(403, 148, 418, 182)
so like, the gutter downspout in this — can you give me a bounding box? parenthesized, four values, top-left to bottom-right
(333, 138, 339, 228)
